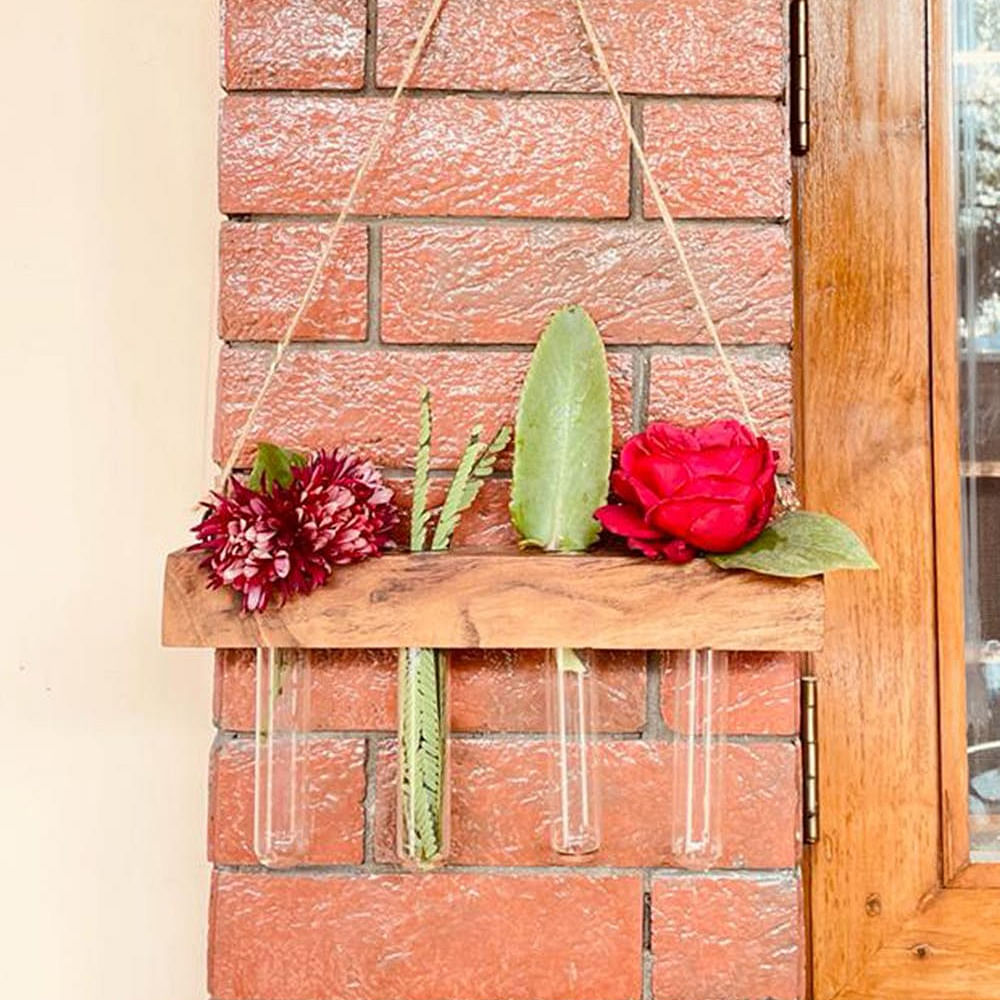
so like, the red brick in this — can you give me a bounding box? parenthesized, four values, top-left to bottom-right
(219, 222, 368, 342)
(220, 95, 630, 217)
(377, 0, 785, 97)
(451, 649, 647, 733)
(215, 649, 646, 733)
(222, 0, 366, 90)
(209, 737, 365, 865)
(374, 739, 799, 868)
(660, 652, 799, 736)
(651, 873, 803, 1000)
(381, 224, 792, 346)
(647, 350, 792, 471)
(389, 476, 519, 550)
(210, 869, 643, 1000)
(216, 648, 396, 732)
(214, 346, 634, 468)
(643, 102, 790, 218)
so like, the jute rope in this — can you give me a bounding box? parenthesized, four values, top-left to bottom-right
(218, 0, 450, 484)
(570, 0, 759, 434)
(220, 0, 762, 485)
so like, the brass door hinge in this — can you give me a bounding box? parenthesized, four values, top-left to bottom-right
(790, 0, 810, 155)
(802, 674, 819, 843)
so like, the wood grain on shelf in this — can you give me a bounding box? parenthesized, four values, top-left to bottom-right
(162, 548, 825, 651)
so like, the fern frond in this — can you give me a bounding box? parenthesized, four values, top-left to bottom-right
(429, 426, 484, 551)
(409, 387, 433, 553)
(430, 424, 511, 552)
(399, 646, 447, 864)
(473, 424, 511, 478)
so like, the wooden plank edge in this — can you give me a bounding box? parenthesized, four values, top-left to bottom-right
(162, 548, 825, 651)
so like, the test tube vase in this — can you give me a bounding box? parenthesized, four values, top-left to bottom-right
(546, 647, 602, 855)
(670, 648, 729, 866)
(253, 647, 312, 868)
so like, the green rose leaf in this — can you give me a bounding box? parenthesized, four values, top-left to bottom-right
(510, 305, 612, 552)
(248, 441, 308, 493)
(708, 511, 878, 578)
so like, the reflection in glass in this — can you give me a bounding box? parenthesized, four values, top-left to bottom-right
(956, 0, 1000, 858)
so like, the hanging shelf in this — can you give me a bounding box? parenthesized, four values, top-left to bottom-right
(162, 549, 824, 651)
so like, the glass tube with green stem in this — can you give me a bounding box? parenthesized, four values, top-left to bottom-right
(395, 390, 509, 868)
(397, 646, 451, 868)
(546, 647, 601, 855)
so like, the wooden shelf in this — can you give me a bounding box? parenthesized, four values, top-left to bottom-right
(163, 549, 824, 651)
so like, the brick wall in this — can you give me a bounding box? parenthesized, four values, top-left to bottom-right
(209, 2, 800, 999)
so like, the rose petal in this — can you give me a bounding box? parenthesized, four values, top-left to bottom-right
(673, 476, 757, 504)
(595, 503, 662, 540)
(647, 485, 756, 548)
(619, 433, 653, 474)
(645, 422, 699, 454)
(663, 539, 697, 564)
(631, 454, 690, 500)
(610, 469, 640, 506)
(684, 501, 755, 552)
(626, 537, 668, 559)
(692, 420, 754, 450)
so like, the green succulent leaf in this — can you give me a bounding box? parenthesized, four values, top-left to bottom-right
(248, 441, 308, 492)
(709, 511, 879, 578)
(410, 388, 434, 553)
(398, 646, 447, 866)
(510, 306, 612, 552)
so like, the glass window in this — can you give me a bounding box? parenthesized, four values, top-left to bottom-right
(957, 0, 1000, 859)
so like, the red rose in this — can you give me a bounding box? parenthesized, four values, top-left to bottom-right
(594, 420, 778, 564)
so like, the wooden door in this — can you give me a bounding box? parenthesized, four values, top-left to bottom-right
(803, 0, 1000, 996)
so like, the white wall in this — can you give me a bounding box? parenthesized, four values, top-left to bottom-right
(1, 1, 217, 996)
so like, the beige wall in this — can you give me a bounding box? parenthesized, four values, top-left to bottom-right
(1, 1, 217, 996)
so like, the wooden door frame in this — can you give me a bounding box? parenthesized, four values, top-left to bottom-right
(803, 0, 1000, 996)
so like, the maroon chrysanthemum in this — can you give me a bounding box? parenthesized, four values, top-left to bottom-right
(191, 448, 399, 612)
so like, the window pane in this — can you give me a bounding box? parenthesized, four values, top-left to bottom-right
(957, 0, 1000, 860)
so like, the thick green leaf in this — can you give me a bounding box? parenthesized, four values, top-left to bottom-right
(410, 388, 434, 552)
(248, 441, 307, 492)
(510, 306, 612, 552)
(709, 511, 879, 578)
